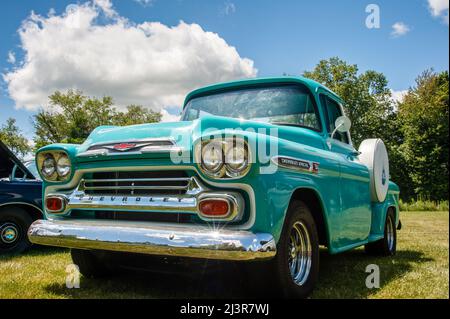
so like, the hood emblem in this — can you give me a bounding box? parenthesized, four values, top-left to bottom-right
(77, 138, 178, 157)
(111, 143, 138, 152)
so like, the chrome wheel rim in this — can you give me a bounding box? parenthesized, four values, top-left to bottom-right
(0, 223, 20, 245)
(386, 216, 394, 251)
(288, 221, 312, 286)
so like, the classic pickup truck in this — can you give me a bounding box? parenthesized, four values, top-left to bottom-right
(28, 77, 400, 298)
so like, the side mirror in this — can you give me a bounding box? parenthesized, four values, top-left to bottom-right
(327, 116, 351, 149)
(332, 115, 351, 137)
(334, 115, 351, 134)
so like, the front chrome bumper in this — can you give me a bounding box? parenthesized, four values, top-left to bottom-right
(28, 219, 277, 261)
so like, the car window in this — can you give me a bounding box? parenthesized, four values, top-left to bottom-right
(183, 85, 322, 131)
(24, 161, 39, 179)
(11, 161, 39, 180)
(320, 95, 349, 144)
(11, 165, 26, 180)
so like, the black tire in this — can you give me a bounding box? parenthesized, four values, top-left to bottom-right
(365, 209, 397, 256)
(0, 206, 33, 254)
(270, 200, 320, 298)
(70, 249, 111, 278)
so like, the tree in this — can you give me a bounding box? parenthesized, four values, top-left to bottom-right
(34, 90, 162, 149)
(303, 57, 410, 197)
(0, 118, 31, 158)
(303, 57, 395, 147)
(397, 70, 449, 200)
(113, 105, 162, 126)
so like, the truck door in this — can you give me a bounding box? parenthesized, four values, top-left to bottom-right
(319, 94, 372, 246)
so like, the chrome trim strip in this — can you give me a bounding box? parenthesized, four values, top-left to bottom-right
(81, 176, 190, 191)
(28, 219, 276, 261)
(83, 177, 191, 183)
(83, 185, 188, 191)
(85, 137, 176, 148)
(65, 194, 198, 213)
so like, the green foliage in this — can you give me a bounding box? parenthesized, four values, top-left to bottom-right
(0, 118, 31, 158)
(399, 198, 449, 212)
(397, 70, 449, 201)
(33, 90, 162, 149)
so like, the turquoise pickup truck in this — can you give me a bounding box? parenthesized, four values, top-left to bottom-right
(28, 76, 400, 298)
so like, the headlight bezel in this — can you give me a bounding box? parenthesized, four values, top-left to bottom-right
(37, 151, 72, 182)
(196, 137, 251, 179)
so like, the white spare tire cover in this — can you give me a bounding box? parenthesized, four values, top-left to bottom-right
(358, 139, 389, 202)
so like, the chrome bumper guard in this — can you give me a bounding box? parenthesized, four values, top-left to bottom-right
(28, 219, 277, 261)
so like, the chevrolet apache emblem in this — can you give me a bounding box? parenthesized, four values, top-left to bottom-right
(272, 156, 319, 174)
(110, 142, 138, 152)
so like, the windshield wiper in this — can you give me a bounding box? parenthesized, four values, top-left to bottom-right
(270, 122, 304, 128)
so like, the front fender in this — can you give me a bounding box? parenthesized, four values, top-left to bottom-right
(370, 182, 400, 239)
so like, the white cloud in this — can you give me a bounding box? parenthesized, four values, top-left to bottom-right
(391, 89, 408, 103)
(391, 22, 410, 37)
(3, 0, 257, 112)
(93, 0, 116, 18)
(7, 51, 16, 64)
(161, 108, 180, 122)
(428, 0, 449, 25)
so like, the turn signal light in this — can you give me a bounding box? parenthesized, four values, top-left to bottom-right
(45, 196, 65, 213)
(198, 199, 230, 217)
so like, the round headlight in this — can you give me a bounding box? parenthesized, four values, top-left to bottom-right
(56, 154, 71, 177)
(225, 143, 249, 175)
(201, 142, 224, 173)
(41, 155, 56, 178)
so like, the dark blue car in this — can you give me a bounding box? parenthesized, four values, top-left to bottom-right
(0, 140, 42, 254)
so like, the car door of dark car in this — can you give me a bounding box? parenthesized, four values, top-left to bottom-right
(0, 180, 43, 209)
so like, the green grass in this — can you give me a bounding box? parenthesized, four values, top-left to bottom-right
(0, 211, 448, 299)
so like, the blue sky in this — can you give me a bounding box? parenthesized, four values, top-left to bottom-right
(0, 0, 448, 140)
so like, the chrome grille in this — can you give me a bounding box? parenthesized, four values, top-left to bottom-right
(82, 171, 191, 196)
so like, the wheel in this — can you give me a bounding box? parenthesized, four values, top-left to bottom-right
(70, 249, 111, 278)
(0, 207, 33, 254)
(271, 200, 320, 298)
(365, 209, 397, 256)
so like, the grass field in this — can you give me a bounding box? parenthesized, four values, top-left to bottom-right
(0, 211, 448, 299)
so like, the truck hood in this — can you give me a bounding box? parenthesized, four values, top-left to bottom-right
(76, 116, 325, 158)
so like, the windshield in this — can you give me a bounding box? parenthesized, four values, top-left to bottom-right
(182, 85, 321, 131)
